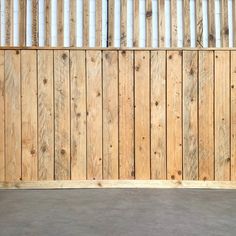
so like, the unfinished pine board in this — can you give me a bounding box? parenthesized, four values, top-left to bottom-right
(86, 50, 102, 180)
(215, 51, 230, 181)
(38, 50, 54, 180)
(167, 51, 182, 180)
(196, 0, 203, 47)
(221, 0, 229, 47)
(57, 0, 64, 46)
(21, 50, 37, 180)
(103, 51, 118, 179)
(32, 0, 38, 46)
(5, 50, 21, 181)
(118, 50, 134, 179)
(199, 51, 214, 180)
(158, 0, 165, 47)
(70, 0, 76, 47)
(108, 0, 114, 47)
(0, 51, 4, 181)
(208, 0, 215, 47)
(183, 0, 190, 47)
(133, 0, 139, 47)
(120, 0, 127, 47)
(70, 50, 86, 180)
(183, 51, 198, 180)
(5, 0, 13, 46)
(231, 51, 236, 180)
(151, 51, 166, 179)
(96, 0, 102, 47)
(45, 0, 51, 46)
(135, 51, 150, 179)
(146, 0, 152, 47)
(83, 0, 89, 47)
(19, 0, 26, 46)
(171, 0, 177, 47)
(54, 50, 70, 180)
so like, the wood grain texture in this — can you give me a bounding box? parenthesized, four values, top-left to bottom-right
(133, 0, 139, 47)
(221, 0, 229, 47)
(70, 0, 76, 47)
(5, 50, 21, 181)
(96, 0, 102, 47)
(108, 0, 114, 47)
(183, 51, 198, 180)
(215, 51, 230, 181)
(21, 50, 37, 180)
(199, 51, 214, 180)
(45, 0, 51, 46)
(19, 0, 26, 46)
(83, 0, 89, 47)
(167, 51, 182, 180)
(54, 50, 70, 180)
(32, 0, 38, 46)
(86, 50, 102, 180)
(38, 50, 54, 180)
(183, 0, 190, 47)
(196, 0, 203, 47)
(119, 50, 134, 179)
(208, 0, 215, 47)
(146, 0, 152, 47)
(171, 0, 177, 47)
(120, 0, 127, 47)
(103, 51, 118, 179)
(57, 0, 64, 46)
(151, 51, 166, 179)
(70, 50, 86, 180)
(5, 0, 13, 46)
(158, 0, 165, 47)
(135, 51, 150, 179)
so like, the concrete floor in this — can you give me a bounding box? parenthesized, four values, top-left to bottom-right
(0, 189, 236, 236)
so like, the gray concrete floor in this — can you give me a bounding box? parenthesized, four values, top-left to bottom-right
(0, 189, 236, 236)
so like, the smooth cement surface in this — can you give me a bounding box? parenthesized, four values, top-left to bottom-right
(0, 189, 236, 236)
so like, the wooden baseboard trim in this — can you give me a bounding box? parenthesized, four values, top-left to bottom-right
(1, 180, 236, 189)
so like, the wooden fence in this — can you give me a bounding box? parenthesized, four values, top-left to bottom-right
(0, 49, 235, 184)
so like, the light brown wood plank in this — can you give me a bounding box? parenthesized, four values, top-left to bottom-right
(103, 51, 118, 179)
(183, 0, 190, 47)
(215, 51, 230, 181)
(221, 0, 229, 47)
(70, 50, 86, 180)
(208, 0, 215, 47)
(70, 0, 76, 47)
(158, 0, 165, 47)
(108, 0, 114, 47)
(133, 0, 139, 47)
(83, 0, 89, 47)
(21, 50, 37, 180)
(151, 51, 166, 179)
(135, 51, 150, 179)
(86, 50, 102, 180)
(38, 50, 54, 180)
(167, 51, 182, 180)
(196, 0, 203, 47)
(45, 0, 51, 46)
(171, 0, 177, 47)
(146, 0, 152, 47)
(96, 0, 102, 47)
(5, 0, 13, 46)
(5, 50, 21, 181)
(54, 50, 70, 180)
(199, 51, 214, 180)
(19, 0, 26, 46)
(32, 0, 38, 46)
(183, 51, 198, 180)
(120, 0, 127, 47)
(57, 0, 64, 46)
(119, 50, 134, 179)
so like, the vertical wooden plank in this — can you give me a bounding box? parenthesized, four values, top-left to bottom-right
(120, 0, 127, 47)
(5, 0, 13, 46)
(0, 51, 4, 181)
(221, 0, 229, 47)
(108, 0, 114, 47)
(215, 51, 230, 181)
(183, 0, 190, 47)
(135, 51, 150, 179)
(38, 50, 54, 180)
(170, 0, 177, 47)
(70, 50, 86, 180)
(133, 0, 139, 47)
(103, 51, 118, 179)
(199, 51, 214, 180)
(21, 50, 37, 180)
(167, 51, 182, 180)
(57, 0, 64, 46)
(96, 0, 102, 47)
(208, 0, 215, 47)
(158, 0, 165, 47)
(19, 0, 26, 46)
(54, 50, 70, 180)
(83, 0, 89, 47)
(119, 50, 134, 179)
(196, 0, 203, 47)
(70, 0, 76, 47)
(5, 50, 21, 181)
(146, 0, 152, 47)
(86, 50, 102, 180)
(231, 51, 236, 180)
(45, 0, 51, 46)
(32, 0, 39, 46)
(183, 51, 198, 180)
(151, 51, 166, 179)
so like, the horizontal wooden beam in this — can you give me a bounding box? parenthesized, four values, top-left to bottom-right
(1, 180, 236, 189)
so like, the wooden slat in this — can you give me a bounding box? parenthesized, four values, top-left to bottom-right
(70, 50, 86, 180)
(70, 0, 76, 47)
(232, 51, 236, 180)
(208, 0, 215, 47)
(57, 0, 64, 46)
(83, 0, 89, 47)
(215, 51, 230, 180)
(146, 0, 152, 47)
(38, 50, 54, 180)
(120, 0, 127, 47)
(103, 51, 118, 179)
(32, 0, 38, 46)
(196, 0, 203, 47)
(158, 0, 165, 47)
(0, 51, 4, 181)
(108, 0, 114, 47)
(221, 0, 229, 47)
(183, 51, 198, 180)
(54, 50, 70, 180)
(171, 0, 177, 47)
(45, 0, 51, 46)
(167, 51, 182, 180)
(183, 0, 190, 47)
(86, 50, 102, 180)
(96, 0, 102, 47)
(19, 0, 26, 46)
(5, 50, 21, 181)
(199, 51, 214, 180)
(135, 51, 150, 179)
(133, 0, 139, 47)
(151, 51, 166, 179)
(5, 0, 13, 46)
(21, 50, 37, 180)
(119, 50, 134, 179)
